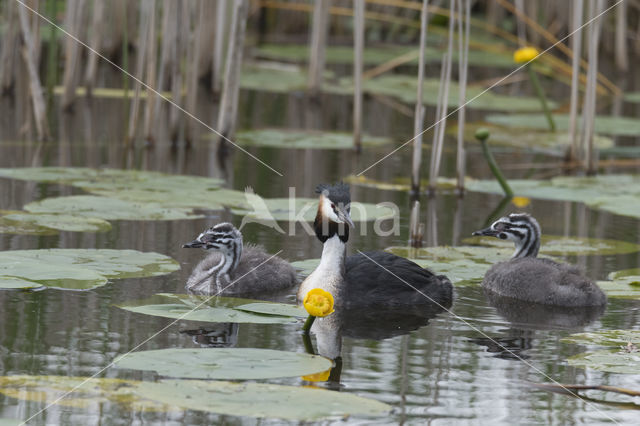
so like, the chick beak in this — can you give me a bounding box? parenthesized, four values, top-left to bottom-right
(182, 240, 204, 249)
(472, 227, 498, 237)
(337, 206, 355, 228)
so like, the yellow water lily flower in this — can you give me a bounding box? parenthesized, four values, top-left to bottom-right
(512, 196, 531, 208)
(513, 47, 539, 63)
(301, 368, 331, 382)
(303, 288, 335, 317)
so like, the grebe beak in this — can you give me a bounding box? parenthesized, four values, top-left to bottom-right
(183, 240, 205, 248)
(337, 206, 355, 228)
(472, 227, 498, 237)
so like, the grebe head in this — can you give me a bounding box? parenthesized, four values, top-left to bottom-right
(472, 213, 541, 258)
(183, 222, 243, 256)
(314, 183, 354, 243)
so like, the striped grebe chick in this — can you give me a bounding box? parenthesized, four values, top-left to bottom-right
(297, 183, 453, 309)
(183, 222, 297, 295)
(472, 213, 606, 307)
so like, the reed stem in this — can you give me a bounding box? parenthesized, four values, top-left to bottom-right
(476, 129, 513, 197)
(526, 64, 555, 132)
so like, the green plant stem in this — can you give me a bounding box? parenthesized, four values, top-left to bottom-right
(526, 64, 556, 132)
(479, 139, 514, 197)
(302, 332, 315, 355)
(302, 315, 316, 334)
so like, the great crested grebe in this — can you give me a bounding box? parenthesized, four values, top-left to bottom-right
(472, 213, 606, 307)
(297, 183, 453, 308)
(183, 222, 297, 295)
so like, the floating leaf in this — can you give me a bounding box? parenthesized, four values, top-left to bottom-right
(596, 279, 640, 300)
(235, 302, 307, 317)
(343, 174, 458, 192)
(115, 348, 331, 380)
(119, 293, 300, 324)
(486, 113, 640, 137)
(236, 129, 391, 149)
(0, 419, 21, 426)
(453, 122, 613, 150)
(0, 375, 390, 420)
(0, 215, 58, 235)
(0, 249, 179, 290)
(568, 349, 640, 374)
(2, 213, 111, 233)
(463, 235, 640, 256)
(135, 379, 391, 420)
(562, 330, 640, 346)
(24, 195, 202, 221)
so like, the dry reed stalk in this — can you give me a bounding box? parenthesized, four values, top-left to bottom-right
(353, 0, 365, 152)
(126, 0, 153, 145)
(307, 0, 331, 95)
(17, 4, 50, 141)
(212, 0, 228, 94)
(0, 0, 19, 96)
(153, 0, 173, 128)
(143, 1, 158, 145)
(84, 0, 105, 96)
(411, 0, 429, 194)
(61, 0, 87, 111)
(408, 200, 423, 248)
(185, 0, 206, 145)
(216, 0, 249, 148)
(514, 0, 527, 44)
(456, 0, 470, 193)
(582, 0, 604, 175)
(615, 0, 628, 71)
(568, 0, 584, 162)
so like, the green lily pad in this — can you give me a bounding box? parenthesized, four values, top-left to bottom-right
(0, 249, 179, 290)
(453, 122, 613, 150)
(2, 212, 111, 233)
(232, 197, 396, 222)
(568, 349, 640, 374)
(236, 129, 391, 149)
(0, 215, 59, 235)
(119, 293, 301, 324)
(0, 375, 391, 420)
(240, 64, 310, 93)
(343, 175, 458, 192)
(466, 174, 640, 220)
(485, 113, 640, 137)
(562, 330, 640, 346)
(115, 348, 331, 380)
(0, 419, 21, 426)
(235, 302, 307, 317)
(596, 279, 640, 300)
(24, 195, 202, 221)
(463, 235, 640, 256)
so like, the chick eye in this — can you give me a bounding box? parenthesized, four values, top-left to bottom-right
(331, 203, 336, 210)
(498, 233, 507, 240)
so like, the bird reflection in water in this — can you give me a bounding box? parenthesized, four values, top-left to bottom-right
(180, 323, 239, 348)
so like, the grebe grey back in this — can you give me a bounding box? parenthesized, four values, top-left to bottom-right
(472, 213, 606, 307)
(296, 183, 453, 308)
(183, 222, 297, 295)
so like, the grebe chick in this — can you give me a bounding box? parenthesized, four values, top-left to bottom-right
(297, 183, 453, 309)
(183, 222, 297, 295)
(472, 213, 606, 307)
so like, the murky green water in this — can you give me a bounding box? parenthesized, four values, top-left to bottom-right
(0, 91, 639, 425)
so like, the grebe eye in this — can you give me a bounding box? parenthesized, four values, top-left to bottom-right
(331, 203, 336, 210)
(498, 233, 508, 240)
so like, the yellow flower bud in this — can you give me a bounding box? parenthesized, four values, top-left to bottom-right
(303, 288, 335, 317)
(512, 196, 531, 208)
(513, 47, 539, 64)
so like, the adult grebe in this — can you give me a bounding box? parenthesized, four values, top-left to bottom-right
(183, 222, 297, 295)
(297, 183, 453, 308)
(472, 213, 606, 307)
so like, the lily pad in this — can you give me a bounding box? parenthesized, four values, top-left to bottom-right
(2, 212, 111, 233)
(344, 175, 458, 191)
(0, 375, 390, 421)
(0, 215, 59, 235)
(24, 195, 202, 221)
(236, 129, 391, 149)
(235, 302, 307, 317)
(119, 293, 301, 324)
(453, 122, 613, 150)
(0, 249, 179, 290)
(114, 348, 331, 380)
(466, 174, 640, 220)
(485, 113, 640, 137)
(463, 235, 640, 256)
(562, 330, 640, 346)
(568, 349, 640, 374)
(596, 279, 640, 300)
